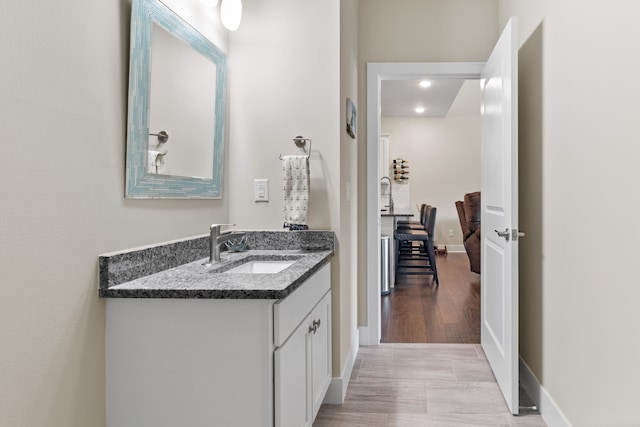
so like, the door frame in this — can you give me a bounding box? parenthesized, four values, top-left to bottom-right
(363, 62, 485, 346)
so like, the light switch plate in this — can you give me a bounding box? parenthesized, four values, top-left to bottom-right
(254, 179, 269, 202)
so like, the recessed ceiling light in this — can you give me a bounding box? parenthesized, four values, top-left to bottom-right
(418, 80, 431, 88)
(415, 107, 425, 114)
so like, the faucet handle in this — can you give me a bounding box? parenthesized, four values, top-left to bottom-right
(210, 223, 236, 231)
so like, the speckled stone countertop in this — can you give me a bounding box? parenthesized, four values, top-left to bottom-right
(99, 230, 334, 299)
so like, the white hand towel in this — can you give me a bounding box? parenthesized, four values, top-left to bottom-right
(282, 155, 310, 229)
(147, 151, 165, 174)
(147, 151, 159, 173)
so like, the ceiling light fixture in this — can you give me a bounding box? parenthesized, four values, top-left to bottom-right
(418, 80, 431, 88)
(221, 0, 242, 31)
(415, 107, 425, 114)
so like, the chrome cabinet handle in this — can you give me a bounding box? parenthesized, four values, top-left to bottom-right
(308, 319, 321, 334)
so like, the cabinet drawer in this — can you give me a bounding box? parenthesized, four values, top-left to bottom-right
(273, 263, 330, 347)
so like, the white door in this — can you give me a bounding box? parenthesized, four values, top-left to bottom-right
(274, 317, 312, 427)
(481, 17, 520, 415)
(310, 292, 332, 420)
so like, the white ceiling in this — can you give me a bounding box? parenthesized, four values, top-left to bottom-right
(381, 79, 480, 118)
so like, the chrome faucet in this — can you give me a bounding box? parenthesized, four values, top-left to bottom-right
(206, 224, 245, 265)
(380, 176, 394, 212)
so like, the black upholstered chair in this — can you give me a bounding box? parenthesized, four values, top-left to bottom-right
(396, 204, 428, 230)
(394, 206, 439, 287)
(396, 204, 429, 231)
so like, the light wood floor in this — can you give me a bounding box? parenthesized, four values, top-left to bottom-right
(315, 253, 546, 426)
(314, 344, 546, 426)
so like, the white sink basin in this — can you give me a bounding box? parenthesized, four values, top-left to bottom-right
(226, 260, 295, 274)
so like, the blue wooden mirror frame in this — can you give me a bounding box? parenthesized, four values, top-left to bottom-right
(125, 0, 226, 199)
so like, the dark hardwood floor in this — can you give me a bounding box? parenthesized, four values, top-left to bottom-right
(381, 252, 481, 344)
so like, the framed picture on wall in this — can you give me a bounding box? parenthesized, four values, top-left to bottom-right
(346, 98, 357, 139)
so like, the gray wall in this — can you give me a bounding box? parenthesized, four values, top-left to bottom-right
(226, 0, 358, 386)
(501, 1, 640, 425)
(0, 1, 229, 426)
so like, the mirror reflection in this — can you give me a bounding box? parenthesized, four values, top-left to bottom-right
(126, 0, 226, 199)
(148, 23, 216, 179)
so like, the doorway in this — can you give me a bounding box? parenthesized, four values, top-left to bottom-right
(365, 20, 520, 415)
(378, 77, 483, 343)
(364, 62, 485, 346)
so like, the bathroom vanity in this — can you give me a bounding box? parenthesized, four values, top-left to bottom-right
(100, 231, 334, 427)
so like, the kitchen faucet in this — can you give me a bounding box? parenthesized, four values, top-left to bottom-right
(206, 224, 245, 265)
(380, 176, 394, 212)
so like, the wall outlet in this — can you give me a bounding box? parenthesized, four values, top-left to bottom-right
(254, 179, 269, 202)
(448, 229, 454, 237)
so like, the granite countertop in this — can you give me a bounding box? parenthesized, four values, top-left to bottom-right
(99, 230, 335, 300)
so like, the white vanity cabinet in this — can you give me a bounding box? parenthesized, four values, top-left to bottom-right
(106, 263, 331, 427)
(274, 289, 331, 427)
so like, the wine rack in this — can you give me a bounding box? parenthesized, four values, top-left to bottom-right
(392, 158, 409, 181)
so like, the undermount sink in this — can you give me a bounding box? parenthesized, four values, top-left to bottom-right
(225, 260, 296, 274)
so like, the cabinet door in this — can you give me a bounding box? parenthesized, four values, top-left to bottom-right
(274, 314, 312, 427)
(310, 291, 332, 419)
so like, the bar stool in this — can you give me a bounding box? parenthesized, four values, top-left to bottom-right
(396, 204, 429, 231)
(396, 204, 429, 257)
(394, 206, 439, 287)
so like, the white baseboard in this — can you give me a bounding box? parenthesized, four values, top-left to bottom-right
(519, 357, 572, 427)
(324, 328, 359, 404)
(358, 325, 372, 346)
(442, 244, 465, 253)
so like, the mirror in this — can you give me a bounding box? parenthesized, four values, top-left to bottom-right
(126, 0, 226, 199)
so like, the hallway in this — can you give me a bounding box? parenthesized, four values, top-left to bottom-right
(314, 253, 546, 426)
(314, 344, 546, 426)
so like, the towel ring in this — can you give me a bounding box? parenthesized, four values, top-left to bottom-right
(279, 136, 311, 160)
